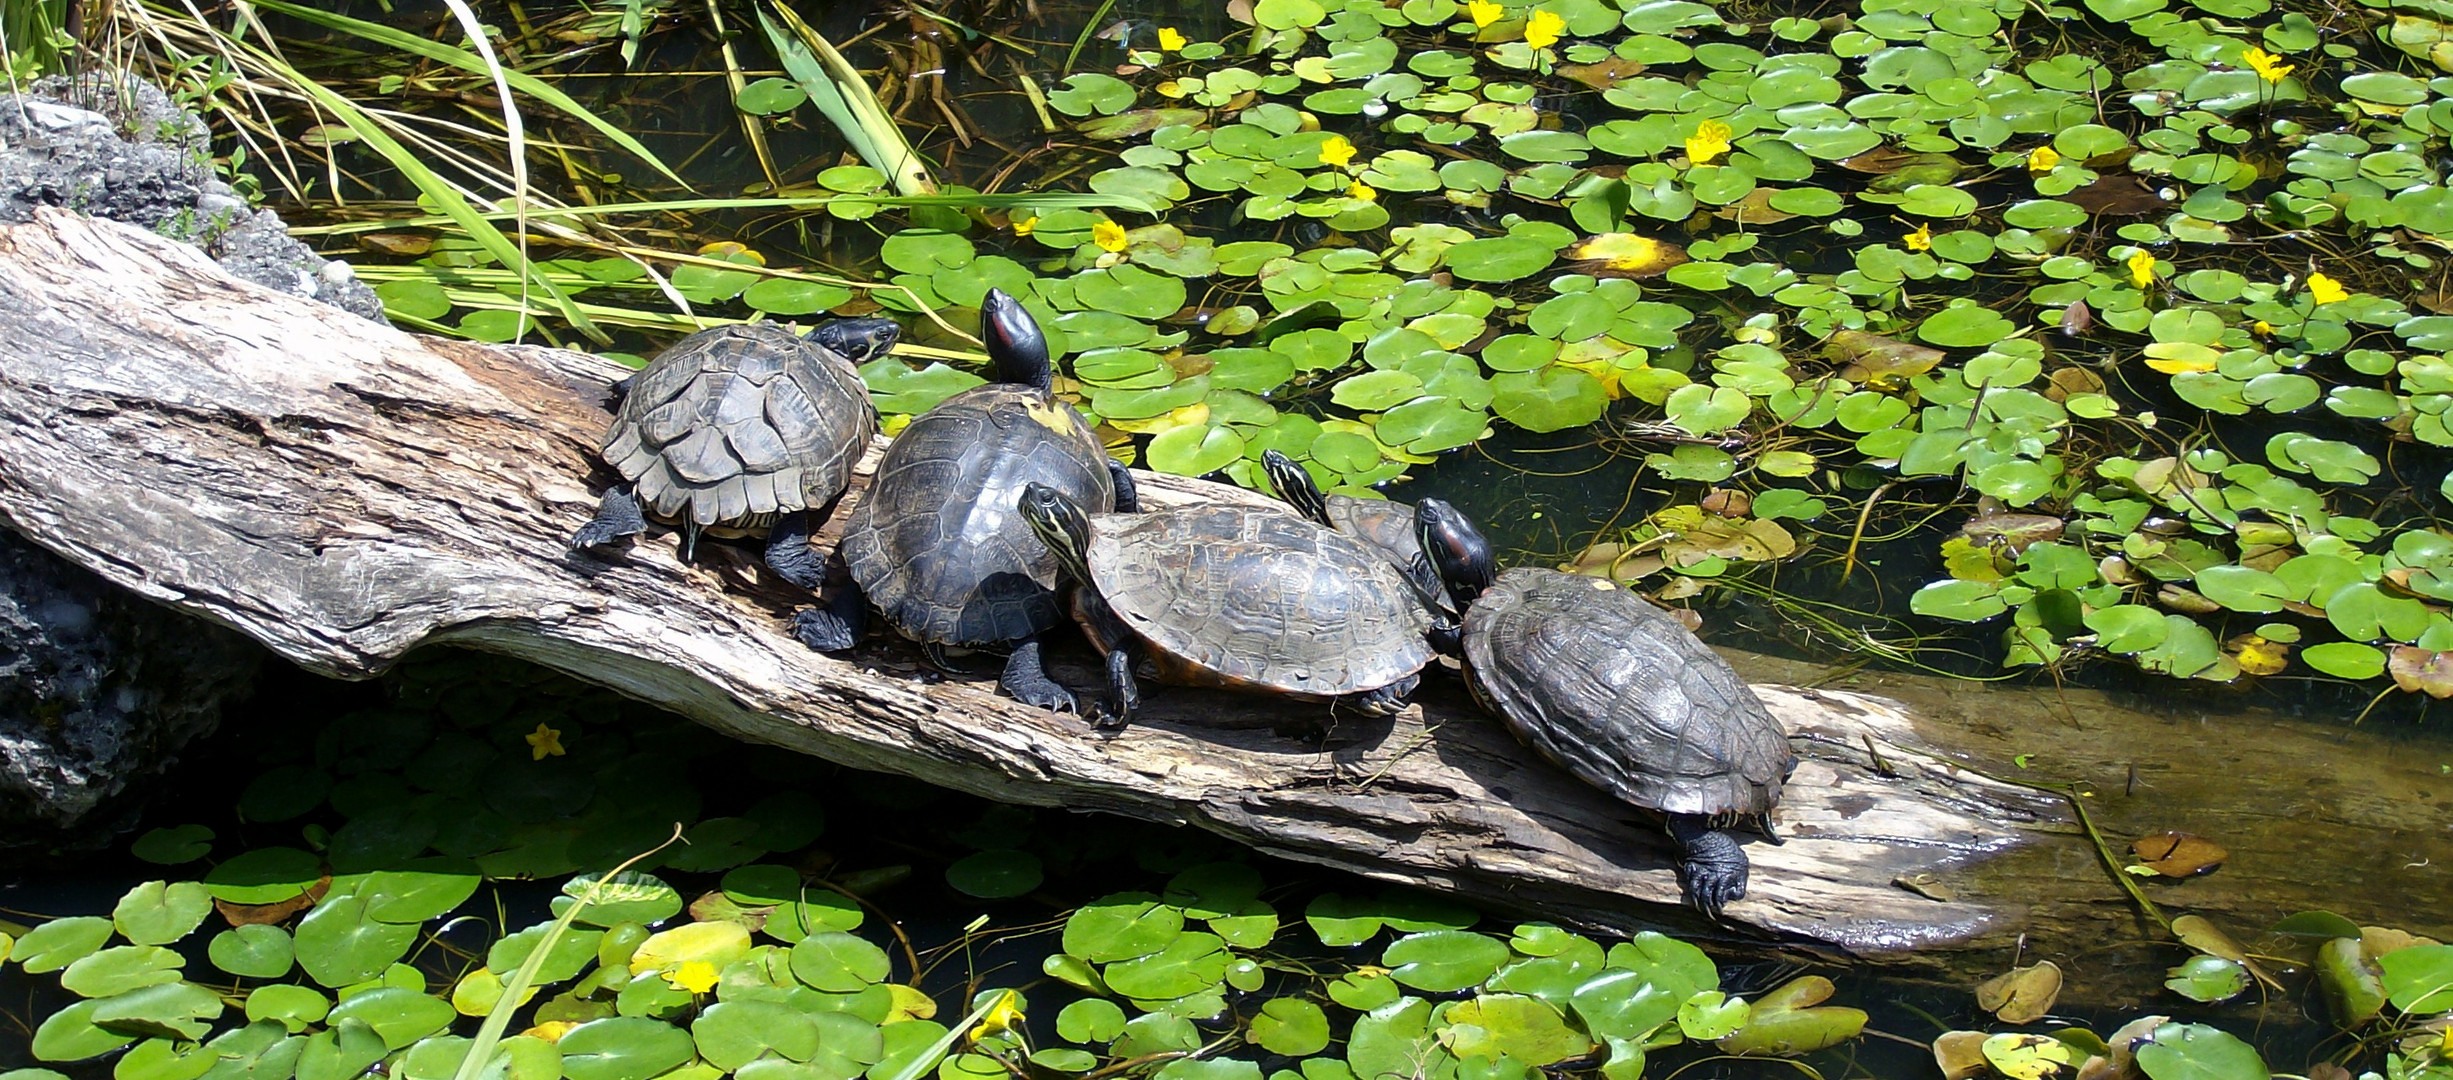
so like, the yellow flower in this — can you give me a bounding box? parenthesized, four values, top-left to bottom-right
(1349, 180, 1378, 202)
(1010, 215, 1036, 237)
(1157, 27, 1188, 51)
(1685, 119, 1732, 166)
(1903, 223, 1931, 252)
(1317, 134, 1358, 169)
(2308, 272, 2349, 305)
(664, 961, 719, 995)
(968, 989, 1025, 1043)
(2243, 46, 2294, 83)
(1466, 0, 1503, 27)
(2251, 320, 2274, 337)
(522, 1021, 578, 1043)
(1092, 220, 1129, 253)
(2027, 145, 2060, 174)
(525, 723, 565, 760)
(1524, 9, 1566, 49)
(2127, 248, 2156, 289)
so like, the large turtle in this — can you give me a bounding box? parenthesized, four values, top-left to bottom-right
(1260, 449, 1450, 613)
(793, 289, 1135, 712)
(1017, 483, 1437, 729)
(1413, 498, 1794, 917)
(572, 318, 899, 588)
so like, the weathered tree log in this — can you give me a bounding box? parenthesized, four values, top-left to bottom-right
(2, 210, 2446, 980)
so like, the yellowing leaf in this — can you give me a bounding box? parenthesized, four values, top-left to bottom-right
(1568, 232, 1689, 277)
(1110, 401, 1210, 434)
(1903, 223, 1932, 252)
(886, 984, 939, 1024)
(2143, 352, 2219, 375)
(2307, 271, 2349, 305)
(2026, 145, 2060, 173)
(631, 920, 753, 973)
(1466, 0, 1503, 26)
(1524, 9, 1566, 48)
(1317, 134, 1358, 169)
(1157, 27, 1188, 50)
(1686, 119, 1732, 165)
(2227, 633, 2290, 676)
(880, 413, 912, 436)
(1092, 220, 1129, 252)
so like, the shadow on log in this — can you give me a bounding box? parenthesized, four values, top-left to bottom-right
(2, 210, 2446, 979)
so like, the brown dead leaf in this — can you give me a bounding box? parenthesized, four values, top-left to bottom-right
(217, 877, 330, 926)
(1835, 146, 1931, 174)
(2132, 832, 2228, 877)
(2058, 298, 2094, 337)
(2389, 645, 2453, 697)
(2044, 367, 2105, 403)
(2363, 925, 2443, 957)
(2307, 1064, 2355, 1080)
(1713, 188, 1799, 226)
(1975, 961, 2064, 1024)
(1894, 873, 1957, 901)
(2064, 174, 2170, 216)
(357, 233, 434, 256)
(1960, 509, 2065, 554)
(1700, 488, 1751, 518)
(1932, 1031, 1990, 1080)
(2174, 914, 2284, 990)
(2156, 584, 2223, 615)
(1826, 329, 1944, 386)
(1554, 56, 1647, 89)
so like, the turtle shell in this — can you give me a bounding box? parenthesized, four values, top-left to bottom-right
(600, 324, 874, 537)
(842, 384, 1116, 647)
(1086, 504, 1434, 698)
(1323, 494, 1453, 613)
(1461, 568, 1792, 819)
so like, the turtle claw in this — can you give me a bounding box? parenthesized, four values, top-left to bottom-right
(1000, 640, 1077, 714)
(1669, 815, 1750, 919)
(1349, 674, 1417, 716)
(792, 607, 859, 652)
(573, 486, 647, 550)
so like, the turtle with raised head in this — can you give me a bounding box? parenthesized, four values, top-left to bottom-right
(1016, 483, 1437, 729)
(1414, 498, 1794, 917)
(1261, 449, 1450, 613)
(572, 317, 899, 589)
(794, 289, 1135, 712)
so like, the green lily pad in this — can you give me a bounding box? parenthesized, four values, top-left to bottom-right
(1383, 930, 1510, 992)
(111, 881, 211, 947)
(560, 1017, 701, 1080)
(945, 850, 1044, 900)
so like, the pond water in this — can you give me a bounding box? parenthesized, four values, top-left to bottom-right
(16, 0, 2453, 1076)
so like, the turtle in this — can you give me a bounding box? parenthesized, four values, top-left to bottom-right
(1413, 497, 1794, 917)
(571, 317, 899, 589)
(1260, 449, 1451, 613)
(1017, 483, 1438, 729)
(792, 289, 1136, 713)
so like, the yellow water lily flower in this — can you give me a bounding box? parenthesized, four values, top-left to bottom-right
(2127, 248, 2157, 289)
(525, 723, 565, 760)
(1524, 9, 1566, 49)
(1685, 119, 1732, 166)
(1903, 223, 1932, 252)
(1466, 0, 1504, 27)
(2243, 46, 2294, 83)
(2026, 145, 2060, 174)
(1349, 180, 1378, 202)
(2307, 272, 2349, 305)
(1092, 220, 1129, 252)
(2251, 320, 2275, 338)
(664, 961, 719, 995)
(1010, 215, 1036, 237)
(969, 989, 1025, 1042)
(522, 1021, 578, 1043)
(1317, 134, 1358, 169)
(1157, 27, 1188, 51)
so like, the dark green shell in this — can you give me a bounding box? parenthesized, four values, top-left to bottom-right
(842, 385, 1116, 647)
(1321, 494, 1452, 613)
(600, 324, 874, 535)
(1086, 505, 1434, 697)
(1461, 568, 1792, 819)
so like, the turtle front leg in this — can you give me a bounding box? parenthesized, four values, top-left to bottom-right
(1107, 457, 1141, 513)
(572, 485, 649, 550)
(1347, 672, 1419, 716)
(1095, 645, 1141, 730)
(790, 556, 867, 651)
(999, 637, 1078, 714)
(762, 510, 827, 591)
(1667, 814, 1750, 919)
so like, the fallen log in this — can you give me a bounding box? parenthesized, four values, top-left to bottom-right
(2, 210, 2445, 981)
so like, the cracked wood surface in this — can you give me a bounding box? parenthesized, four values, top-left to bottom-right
(5, 210, 2443, 978)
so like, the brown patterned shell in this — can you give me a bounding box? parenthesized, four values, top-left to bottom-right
(599, 324, 874, 535)
(1085, 505, 1435, 697)
(1461, 568, 1792, 818)
(841, 384, 1117, 647)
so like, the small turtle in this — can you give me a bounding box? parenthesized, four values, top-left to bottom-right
(1017, 483, 1437, 728)
(571, 317, 898, 588)
(1414, 498, 1794, 917)
(1260, 449, 1450, 613)
(794, 290, 1135, 712)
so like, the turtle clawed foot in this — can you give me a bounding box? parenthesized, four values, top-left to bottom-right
(791, 608, 859, 652)
(1669, 816, 1750, 921)
(1350, 675, 1417, 717)
(1000, 641, 1077, 715)
(1683, 864, 1747, 921)
(1009, 680, 1079, 715)
(573, 487, 647, 552)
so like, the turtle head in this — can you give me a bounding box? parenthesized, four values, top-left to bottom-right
(804, 317, 903, 363)
(1019, 482, 1095, 584)
(982, 288, 1053, 391)
(1262, 450, 1334, 529)
(1415, 498, 1494, 610)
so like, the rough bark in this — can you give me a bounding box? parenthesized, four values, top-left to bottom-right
(3, 210, 2445, 978)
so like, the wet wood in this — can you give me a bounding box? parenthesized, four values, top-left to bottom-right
(0, 210, 2441, 983)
